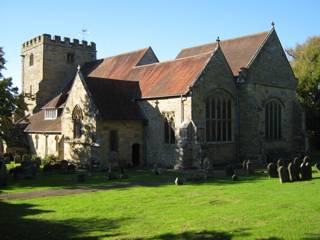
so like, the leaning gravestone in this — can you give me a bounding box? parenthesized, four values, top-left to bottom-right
(0, 160, 7, 186)
(232, 174, 239, 181)
(175, 177, 183, 185)
(246, 160, 254, 174)
(278, 166, 290, 183)
(267, 163, 278, 178)
(242, 160, 247, 169)
(288, 162, 299, 182)
(305, 162, 312, 180)
(277, 159, 285, 168)
(300, 162, 307, 181)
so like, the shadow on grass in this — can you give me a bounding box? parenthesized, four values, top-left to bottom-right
(133, 228, 251, 240)
(0, 201, 128, 240)
(302, 233, 320, 240)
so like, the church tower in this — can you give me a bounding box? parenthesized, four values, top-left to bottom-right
(21, 34, 96, 114)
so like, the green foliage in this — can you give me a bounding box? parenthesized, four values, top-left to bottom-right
(42, 155, 58, 166)
(31, 154, 41, 162)
(288, 36, 320, 131)
(0, 47, 27, 145)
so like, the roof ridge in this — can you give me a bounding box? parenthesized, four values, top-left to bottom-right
(133, 51, 213, 69)
(178, 30, 269, 53)
(96, 47, 150, 62)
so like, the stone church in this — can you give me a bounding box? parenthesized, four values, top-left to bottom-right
(18, 26, 306, 168)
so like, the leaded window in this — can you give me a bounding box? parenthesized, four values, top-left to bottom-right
(205, 95, 232, 142)
(72, 105, 83, 139)
(265, 100, 282, 140)
(164, 118, 175, 144)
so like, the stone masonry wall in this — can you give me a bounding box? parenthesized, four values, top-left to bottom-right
(61, 72, 97, 163)
(27, 133, 63, 159)
(94, 120, 144, 168)
(238, 29, 305, 161)
(191, 47, 237, 166)
(138, 96, 192, 167)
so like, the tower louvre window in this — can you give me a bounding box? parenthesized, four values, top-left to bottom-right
(67, 53, 75, 64)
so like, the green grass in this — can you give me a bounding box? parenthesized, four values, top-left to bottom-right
(1, 169, 320, 239)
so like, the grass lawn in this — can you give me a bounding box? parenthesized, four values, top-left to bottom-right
(0, 169, 320, 240)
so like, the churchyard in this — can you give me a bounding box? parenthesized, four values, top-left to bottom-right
(0, 154, 320, 240)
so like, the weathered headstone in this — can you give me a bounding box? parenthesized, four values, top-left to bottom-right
(119, 167, 128, 179)
(153, 163, 160, 175)
(267, 163, 278, 178)
(232, 174, 239, 181)
(302, 156, 310, 164)
(300, 162, 307, 181)
(288, 162, 299, 182)
(278, 166, 290, 183)
(277, 159, 285, 168)
(246, 160, 254, 174)
(60, 160, 69, 173)
(0, 160, 7, 186)
(242, 160, 247, 169)
(305, 162, 312, 180)
(175, 177, 183, 185)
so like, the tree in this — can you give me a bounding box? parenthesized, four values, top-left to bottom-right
(0, 47, 26, 145)
(287, 36, 320, 133)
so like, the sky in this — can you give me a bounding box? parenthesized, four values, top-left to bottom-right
(1, 0, 320, 90)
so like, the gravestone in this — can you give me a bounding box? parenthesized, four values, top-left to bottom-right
(175, 177, 183, 185)
(153, 163, 160, 175)
(278, 166, 290, 183)
(302, 156, 310, 164)
(0, 160, 7, 186)
(246, 160, 254, 174)
(288, 162, 299, 182)
(277, 159, 285, 168)
(242, 160, 247, 169)
(267, 163, 278, 178)
(60, 160, 69, 174)
(232, 174, 239, 181)
(305, 162, 312, 180)
(300, 162, 307, 181)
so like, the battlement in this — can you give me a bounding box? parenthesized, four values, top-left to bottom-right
(22, 34, 96, 51)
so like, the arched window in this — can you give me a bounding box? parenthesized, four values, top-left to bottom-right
(72, 105, 83, 139)
(29, 54, 34, 66)
(265, 100, 282, 140)
(164, 118, 175, 144)
(205, 93, 232, 142)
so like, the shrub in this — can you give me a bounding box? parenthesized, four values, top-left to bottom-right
(42, 155, 58, 166)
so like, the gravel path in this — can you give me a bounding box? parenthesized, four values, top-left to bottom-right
(0, 180, 171, 200)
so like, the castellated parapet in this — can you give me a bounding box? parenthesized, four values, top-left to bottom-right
(21, 33, 97, 115)
(22, 34, 96, 52)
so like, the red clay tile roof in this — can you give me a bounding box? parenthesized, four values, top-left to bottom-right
(85, 77, 144, 120)
(125, 53, 212, 98)
(176, 31, 270, 75)
(24, 110, 61, 133)
(82, 47, 158, 79)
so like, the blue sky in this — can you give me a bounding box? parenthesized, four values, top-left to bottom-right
(1, 0, 320, 89)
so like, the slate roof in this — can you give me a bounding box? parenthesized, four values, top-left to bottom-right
(176, 31, 270, 75)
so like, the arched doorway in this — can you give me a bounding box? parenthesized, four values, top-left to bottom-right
(132, 143, 140, 167)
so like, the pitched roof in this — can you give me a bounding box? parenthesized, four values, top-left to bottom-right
(126, 52, 213, 98)
(85, 77, 144, 120)
(24, 110, 61, 133)
(176, 31, 270, 75)
(82, 47, 158, 79)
